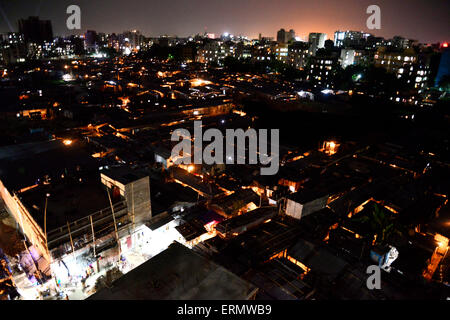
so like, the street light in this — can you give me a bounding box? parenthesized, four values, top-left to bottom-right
(44, 193, 50, 255)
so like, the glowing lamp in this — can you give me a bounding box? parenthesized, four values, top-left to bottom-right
(62, 74, 73, 82)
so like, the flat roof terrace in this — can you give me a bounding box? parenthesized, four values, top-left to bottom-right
(18, 176, 118, 234)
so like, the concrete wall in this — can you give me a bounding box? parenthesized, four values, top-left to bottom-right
(302, 195, 329, 218)
(285, 195, 329, 220)
(154, 154, 168, 169)
(124, 176, 152, 225)
(101, 173, 152, 227)
(285, 199, 303, 220)
(0, 179, 50, 262)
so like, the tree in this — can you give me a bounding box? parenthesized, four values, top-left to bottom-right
(334, 65, 365, 90)
(355, 203, 403, 245)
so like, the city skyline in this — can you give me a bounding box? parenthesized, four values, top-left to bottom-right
(0, 0, 449, 304)
(0, 0, 449, 43)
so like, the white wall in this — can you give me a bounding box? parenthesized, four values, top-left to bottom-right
(285, 199, 303, 220)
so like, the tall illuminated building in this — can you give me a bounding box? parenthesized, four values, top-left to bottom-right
(308, 32, 327, 55)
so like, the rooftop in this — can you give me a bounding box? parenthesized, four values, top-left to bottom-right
(18, 176, 116, 232)
(215, 206, 277, 234)
(89, 242, 257, 300)
(101, 166, 149, 185)
(210, 188, 259, 217)
(0, 140, 98, 192)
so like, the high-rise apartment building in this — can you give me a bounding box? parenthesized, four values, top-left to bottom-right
(18, 16, 53, 44)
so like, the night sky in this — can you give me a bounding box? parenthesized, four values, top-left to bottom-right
(0, 0, 448, 43)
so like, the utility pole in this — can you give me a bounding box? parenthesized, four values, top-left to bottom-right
(43, 194, 55, 292)
(44, 194, 49, 251)
(89, 215, 100, 272)
(66, 221, 75, 254)
(106, 187, 121, 263)
(42, 193, 60, 297)
(131, 182, 135, 232)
